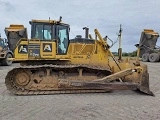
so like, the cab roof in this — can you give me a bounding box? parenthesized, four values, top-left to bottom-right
(29, 19, 69, 26)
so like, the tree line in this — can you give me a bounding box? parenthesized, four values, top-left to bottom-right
(112, 50, 137, 57)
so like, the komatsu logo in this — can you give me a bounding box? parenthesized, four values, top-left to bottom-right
(43, 43, 52, 52)
(44, 45, 51, 51)
(18, 45, 28, 53)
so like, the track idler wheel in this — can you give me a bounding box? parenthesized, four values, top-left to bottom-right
(15, 71, 30, 86)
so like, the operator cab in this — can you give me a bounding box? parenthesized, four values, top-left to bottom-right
(29, 19, 70, 54)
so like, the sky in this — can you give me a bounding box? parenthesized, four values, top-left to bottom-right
(0, 0, 160, 52)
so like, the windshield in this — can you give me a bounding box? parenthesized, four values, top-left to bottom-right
(34, 24, 52, 40)
(0, 39, 4, 47)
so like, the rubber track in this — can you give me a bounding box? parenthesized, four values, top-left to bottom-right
(5, 64, 111, 95)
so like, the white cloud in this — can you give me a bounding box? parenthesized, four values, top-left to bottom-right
(0, 0, 160, 52)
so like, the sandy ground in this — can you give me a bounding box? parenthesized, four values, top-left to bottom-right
(0, 62, 160, 120)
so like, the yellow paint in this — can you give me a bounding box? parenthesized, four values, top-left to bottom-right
(12, 28, 136, 73)
(40, 42, 56, 58)
(14, 40, 28, 59)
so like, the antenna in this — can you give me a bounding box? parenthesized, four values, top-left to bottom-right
(59, 16, 62, 22)
(118, 24, 123, 60)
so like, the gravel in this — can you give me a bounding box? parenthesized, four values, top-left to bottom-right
(0, 62, 160, 120)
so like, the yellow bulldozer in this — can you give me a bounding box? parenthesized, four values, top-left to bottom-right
(5, 17, 154, 96)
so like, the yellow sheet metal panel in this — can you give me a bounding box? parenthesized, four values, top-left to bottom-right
(14, 40, 28, 59)
(40, 42, 56, 58)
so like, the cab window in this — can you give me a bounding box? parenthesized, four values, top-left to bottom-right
(57, 25, 69, 54)
(0, 39, 4, 48)
(35, 24, 52, 40)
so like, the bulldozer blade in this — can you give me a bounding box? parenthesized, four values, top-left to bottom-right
(138, 70, 154, 96)
(59, 65, 154, 96)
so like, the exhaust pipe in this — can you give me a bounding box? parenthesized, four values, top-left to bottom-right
(83, 27, 89, 39)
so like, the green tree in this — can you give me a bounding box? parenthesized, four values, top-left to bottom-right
(129, 50, 137, 57)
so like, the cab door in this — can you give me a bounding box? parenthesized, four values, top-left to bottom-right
(56, 25, 69, 55)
